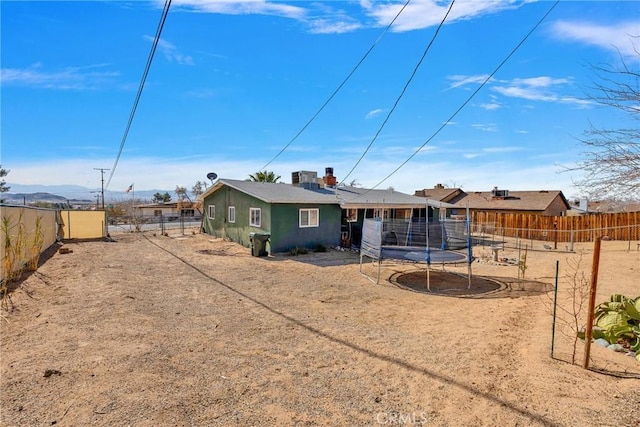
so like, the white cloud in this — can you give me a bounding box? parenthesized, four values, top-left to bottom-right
(471, 123, 498, 132)
(172, 0, 365, 34)
(307, 19, 362, 34)
(0, 63, 120, 90)
(549, 20, 640, 59)
(492, 77, 593, 106)
(450, 74, 593, 107)
(361, 0, 524, 33)
(144, 36, 194, 65)
(482, 146, 523, 153)
(365, 108, 383, 119)
(170, 0, 306, 19)
(479, 102, 501, 111)
(170, 0, 527, 35)
(447, 74, 492, 89)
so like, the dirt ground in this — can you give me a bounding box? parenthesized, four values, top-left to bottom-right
(1, 230, 639, 426)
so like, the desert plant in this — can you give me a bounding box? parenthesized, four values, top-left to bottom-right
(1, 212, 27, 310)
(547, 251, 591, 364)
(28, 216, 44, 271)
(578, 294, 640, 362)
(518, 244, 528, 279)
(288, 247, 309, 256)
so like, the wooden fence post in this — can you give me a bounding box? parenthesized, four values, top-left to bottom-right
(583, 236, 602, 369)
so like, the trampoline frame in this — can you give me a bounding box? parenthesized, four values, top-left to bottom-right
(359, 206, 473, 291)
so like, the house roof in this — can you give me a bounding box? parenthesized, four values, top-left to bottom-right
(448, 190, 569, 211)
(134, 202, 179, 208)
(414, 187, 462, 203)
(201, 178, 454, 209)
(334, 186, 435, 208)
(202, 179, 341, 204)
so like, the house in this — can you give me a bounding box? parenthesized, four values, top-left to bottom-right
(332, 184, 455, 246)
(568, 199, 640, 215)
(134, 200, 201, 220)
(200, 178, 342, 253)
(415, 185, 571, 217)
(200, 169, 450, 254)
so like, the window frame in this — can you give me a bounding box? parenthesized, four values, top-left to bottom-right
(299, 208, 319, 228)
(346, 208, 358, 222)
(228, 206, 236, 223)
(208, 205, 215, 219)
(250, 207, 261, 227)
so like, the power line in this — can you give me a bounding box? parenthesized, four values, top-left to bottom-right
(259, 0, 413, 171)
(354, 0, 560, 200)
(339, 0, 456, 186)
(93, 167, 110, 209)
(105, 0, 172, 190)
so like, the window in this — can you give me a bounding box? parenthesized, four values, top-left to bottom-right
(299, 208, 319, 228)
(208, 205, 215, 219)
(346, 208, 357, 222)
(181, 209, 195, 217)
(373, 208, 388, 219)
(153, 210, 162, 217)
(250, 208, 261, 227)
(228, 206, 236, 223)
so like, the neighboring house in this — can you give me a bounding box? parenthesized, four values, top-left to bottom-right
(568, 199, 640, 215)
(334, 184, 455, 246)
(134, 201, 200, 219)
(414, 183, 464, 204)
(200, 169, 450, 254)
(415, 185, 571, 216)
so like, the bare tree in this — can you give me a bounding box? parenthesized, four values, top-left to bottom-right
(570, 48, 640, 200)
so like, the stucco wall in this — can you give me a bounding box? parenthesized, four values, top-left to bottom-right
(1, 206, 58, 280)
(59, 210, 106, 239)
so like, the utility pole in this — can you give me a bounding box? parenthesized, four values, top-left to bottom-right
(94, 168, 110, 210)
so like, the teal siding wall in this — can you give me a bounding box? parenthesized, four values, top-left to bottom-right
(203, 187, 271, 250)
(271, 204, 341, 252)
(202, 185, 342, 253)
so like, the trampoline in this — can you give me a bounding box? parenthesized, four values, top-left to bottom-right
(381, 246, 466, 263)
(359, 216, 473, 291)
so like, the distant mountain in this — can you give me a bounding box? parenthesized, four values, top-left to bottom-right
(5, 183, 175, 203)
(2, 192, 89, 204)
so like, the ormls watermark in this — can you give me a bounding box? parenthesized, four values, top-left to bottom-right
(375, 411, 430, 425)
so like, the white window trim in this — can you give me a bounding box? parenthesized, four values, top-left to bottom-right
(299, 208, 319, 228)
(208, 205, 215, 219)
(250, 208, 261, 227)
(346, 208, 358, 222)
(228, 206, 236, 223)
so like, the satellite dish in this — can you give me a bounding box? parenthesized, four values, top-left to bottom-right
(206, 172, 218, 182)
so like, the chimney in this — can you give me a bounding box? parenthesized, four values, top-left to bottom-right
(323, 167, 337, 187)
(434, 184, 444, 189)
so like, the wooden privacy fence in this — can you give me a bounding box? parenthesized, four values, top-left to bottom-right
(472, 211, 640, 243)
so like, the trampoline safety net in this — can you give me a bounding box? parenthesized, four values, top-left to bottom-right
(364, 218, 469, 253)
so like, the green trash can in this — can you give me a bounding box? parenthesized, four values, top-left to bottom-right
(249, 232, 270, 257)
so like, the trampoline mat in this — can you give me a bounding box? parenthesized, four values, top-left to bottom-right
(381, 246, 466, 263)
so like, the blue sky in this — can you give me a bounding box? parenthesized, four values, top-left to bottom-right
(2, 0, 639, 198)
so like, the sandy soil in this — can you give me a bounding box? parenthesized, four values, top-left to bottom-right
(1, 230, 639, 426)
